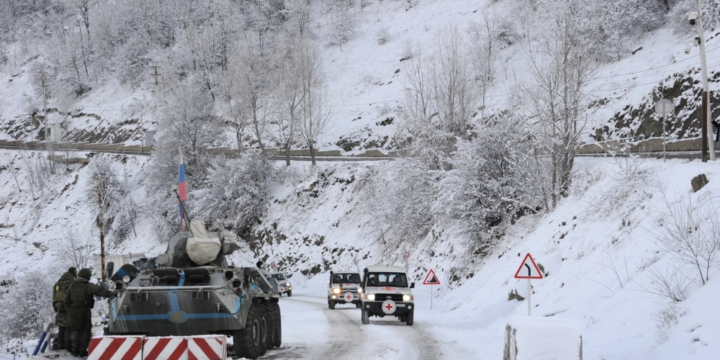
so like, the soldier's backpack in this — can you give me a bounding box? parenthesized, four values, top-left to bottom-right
(53, 275, 72, 305)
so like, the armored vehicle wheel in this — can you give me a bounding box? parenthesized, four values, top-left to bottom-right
(262, 303, 275, 351)
(328, 300, 335, 310)
(233, 305, 267, 359)
(406, 311, 414, 326)
(361, 309, 369, 325)
(287, 290, 292, 297)
(271, 301, 282, 348)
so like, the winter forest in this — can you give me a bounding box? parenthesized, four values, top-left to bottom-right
(3, 0, 720, 358)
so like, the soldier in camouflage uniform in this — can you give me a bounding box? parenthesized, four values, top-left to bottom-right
(52, 267, 77, 350)
(63, 268, 116, 357)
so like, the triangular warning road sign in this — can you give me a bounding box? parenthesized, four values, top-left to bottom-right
(514, 253, 544, 279)
(423, 269, 441, 285)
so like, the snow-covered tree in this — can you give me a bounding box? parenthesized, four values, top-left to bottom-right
(364, 158, 437, 248)
(157, 78, 223, 172)
(86, 156, 138, 243)
(0, 271, 55, 343)
(438, 114, 543, 245)
(191, 153, 272, 232)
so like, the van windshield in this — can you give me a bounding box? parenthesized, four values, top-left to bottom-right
(270, 274, 285, 281)
(366, 273, 408, 287)
(332, 273, 361, 284)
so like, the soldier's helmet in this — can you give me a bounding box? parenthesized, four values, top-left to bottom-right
(68, 267, 77, 276)
(78, 268, 92, 279)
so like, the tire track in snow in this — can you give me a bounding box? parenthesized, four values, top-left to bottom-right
(282, 295, 442, 360)
(282, 295, 367, 359)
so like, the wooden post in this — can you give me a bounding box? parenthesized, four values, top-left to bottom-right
(703, 92, 708, 162)
(98, 176, 106, 282)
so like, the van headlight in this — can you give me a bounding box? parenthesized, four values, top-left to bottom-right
(333, 288, 341, 294)
(366, 294, 375, 301)
(403, 295, 413, 302)
(122, 275, 131, 283)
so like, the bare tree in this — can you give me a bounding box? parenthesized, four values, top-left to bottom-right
(521, 2, 597, 209)
(652, 191, 720, 285)
(54, 228, 96, 270)
(401, 25, 476, 170)
(402, 55, 431, 124)
(230, 33, 275, 151)
(638, 262, 691, 302)
(296, 39, 331, 166)
(430, 25, 476, 137)
(64, 0, 96, 43)
(274, 35, 305, 166)
(282, 0, 312, 36)
(467, 11, 515, 119)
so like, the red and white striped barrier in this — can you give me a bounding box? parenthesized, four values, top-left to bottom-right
(88, 336, 144, 360)
(187, 336, 226, 360)
(139, 336, 226, 360)
(142, 337, 188, 360)
(88, 335, 226, 360)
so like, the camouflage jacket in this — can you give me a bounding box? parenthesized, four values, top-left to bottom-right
(63, 277, 115, 329)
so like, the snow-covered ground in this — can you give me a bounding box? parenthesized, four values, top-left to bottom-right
(5, 152, 720, 359)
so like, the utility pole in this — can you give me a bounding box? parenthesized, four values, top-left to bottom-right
(97, 175, 106, 283)
(694, 0, 715, 161)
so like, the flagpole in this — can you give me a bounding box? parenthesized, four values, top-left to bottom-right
(177, 147, 188, 231)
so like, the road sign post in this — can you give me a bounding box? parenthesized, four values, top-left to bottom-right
(655, 99, 673, 162)
(423, 269, 441, 310)
(514, 253, 543, 316)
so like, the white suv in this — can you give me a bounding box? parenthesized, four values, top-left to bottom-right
(327, 271, 362, 309)
(359, 265, 415, 325)
(269, 272, 293, 296)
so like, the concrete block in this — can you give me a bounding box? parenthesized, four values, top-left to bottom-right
(504, 316, 582, 360)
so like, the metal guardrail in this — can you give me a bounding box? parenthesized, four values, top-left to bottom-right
(0, 137, 711, 161)
(0, 140, 398, 162)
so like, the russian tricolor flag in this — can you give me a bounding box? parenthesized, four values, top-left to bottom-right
(178, 150, 187, 231)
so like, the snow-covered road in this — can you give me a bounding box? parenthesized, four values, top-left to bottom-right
(267, 292, 442, 360)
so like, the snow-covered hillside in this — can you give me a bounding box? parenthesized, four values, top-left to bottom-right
(1, 0, 718, 149)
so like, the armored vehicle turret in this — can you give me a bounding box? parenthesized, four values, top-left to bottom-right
(105, 220, 282, 359)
